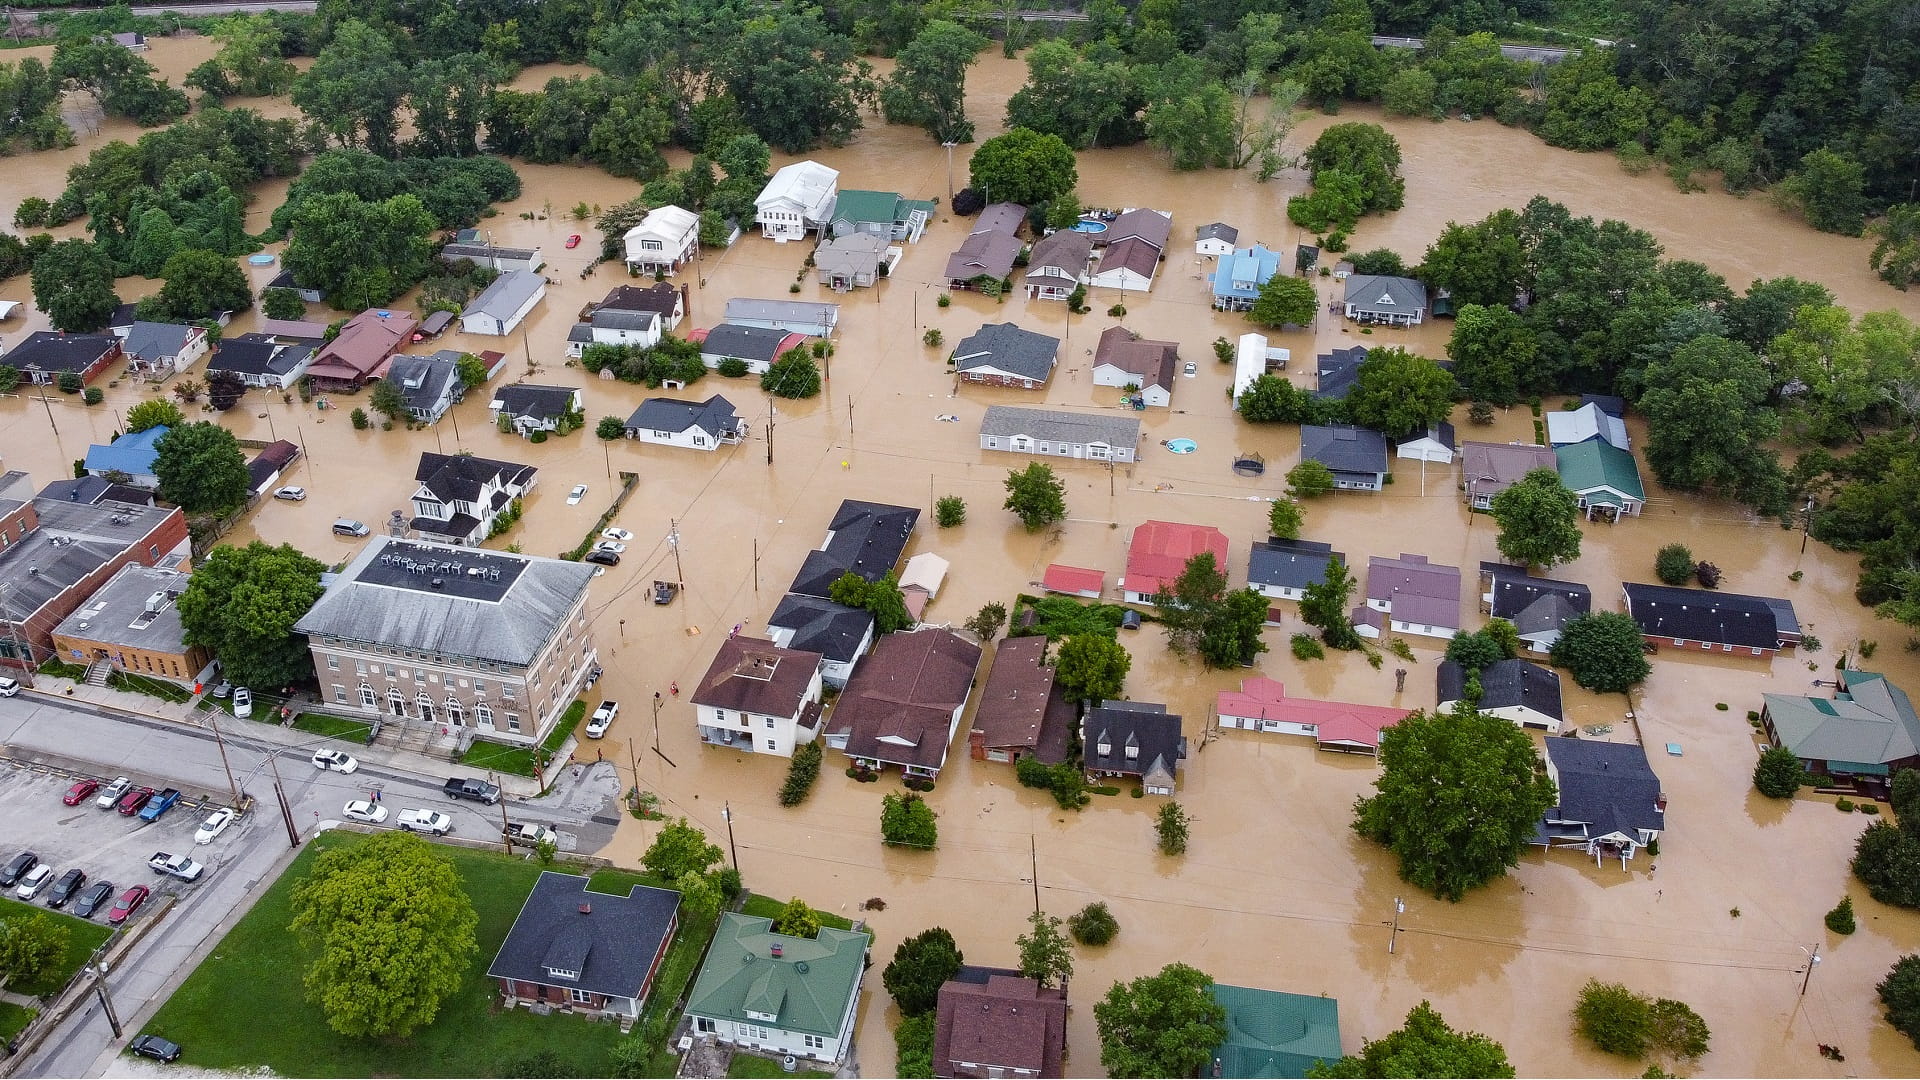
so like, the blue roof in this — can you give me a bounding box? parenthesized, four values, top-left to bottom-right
(1211, 245, 1285, 304)
(84, 426, 169, 476)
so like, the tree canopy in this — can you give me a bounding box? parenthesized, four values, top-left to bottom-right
(1003, 462, 1067, 531)
(1311, 1001, 1514, 1078)
(968, 128, 1078, 210)
(1489, 468, 1582, 568)
(140, 249, 253, 322)
(1053, 633, 1130, 703)
(879, 21, 987, 143)
(1249, 274, 1317, 329)
(1093, 963, 1230, 1079)
(881, 791, 938, 848)
(154, 422, 252, 515)
(1015, 910, 1074, 989)
(1550, 611, 1652, 693)
(882, 927, 963, 1017)
(30, 239, 120, 333)
(641, 818, 724, 881)
(1345, 347, 1456, 439)
(177, 541, 327, 689)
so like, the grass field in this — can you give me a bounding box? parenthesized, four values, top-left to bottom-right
(0, 896, 113, 998)
(145, 834, 710, 1077)
(738, 893, 856, 933)
(0, 1002, 35, 1043)
(458, 700, 587, 778)
(290, 713, 374, 741)
(725, 1053, 830, 1078)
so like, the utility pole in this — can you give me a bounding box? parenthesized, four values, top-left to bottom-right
(1800, 497, 1816, 555)
(848, 396, 853, 436)
(265, 751, 300, 848)
(496, 776, 512, 855)
(668, 519, 684, 586)
(207, 716, 241, 805)
(941, 141, 957, 202)
(90, 964, 123, 1038)
(1388, 896, 1405, 954)
(1029, 834, 1040, 914)
(722, 802, 739, 870)
(765, 402, 775, 466)
(1801, 945, 1822, 996)
(752, 538, 759, 593)
(651, 691, 663, 758)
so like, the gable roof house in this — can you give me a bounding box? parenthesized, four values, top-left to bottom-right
(1341, 274, 1427, 326)
(1247, 538, 1344, 603)
(683, 913, 870, 1066)
(1087, 209, 1173, 293)
(111, 30, 148, 50)
(755, 160, 840, 241)
(1355, 554, 1460, 640)
(491, 384, 584, 437)
(1083, 701, 1186, 794)
(969, 635, 1074, 766)
(1397, 422, 1457, 465)
(592, 283, 686, 330)
(1548, 401, 1630, 451)
(691, 324, 809, 376)
(898, 551, 948, 621)
(1537, 738, 1666, 866)
(953, 324, 1059, 389)
(567, 283, 688, 356)
(622, 205, 701, 275)
(814, 233, 895, 293)
(1555, 440, 1645, 519)
(1041, 564, 1105, 599)
(1122, 520, 1229, 605)
(945, 228, 1025, 291)
(1090, 326, 1178, 407)
(83, 427, 169, 490)
(1437, 658, 1565, 731)
(206, 335, 314, 390)
(5, 332, 122, 387)
(766, 594, 875, 689)
(263, 267, 325, 304)
(245, 440, 301, 497)
(121, 321, 208, 382)
(1195, 221, 1239, 258)
(1621, 582, 1800, 656)
(410, 452, 537, 546)
(256, 318, 329, 341)
(1460, 441, 1559, 510)
(1299, 425, 1389, 492)
(826, 627, 983, 778)
(790, 500, 919, 599)
(1761, 669, 1920, 781)
(306, 309, 417, 390)
(724, 298, 840, 338)
(827, 189, 934, 243)
(933, 968, 1069, 1079)
(460, 269, 547, 337)
(1210, 244, 1285, 311)
(383, 352, 464, 425)
(691, 635, 824, 758)
(1215, 676, 1407, 755)
(1206, 984, 1343, 1079)
(488, 871, 679, 1022)
(625, 395, 745, 451)
(1022, 229, 1093, 301)
(1312, 345, 1367, 400)
(1478, 563, 1591, 654)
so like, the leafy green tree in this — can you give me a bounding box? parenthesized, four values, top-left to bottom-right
(963, 601, 1007, 642)
(1550, 612, 1652, 693)
(1155, 551, 1226, 654)
(779, 741, 823, 807)
(1014, 910, 1073, 988)
(879, 21, 986, 143)
(1722, 276, 1835, 352)
(1347, 248, 1406, 276)
(1489, 468, 1582, 568)
(1881, 955, 1920, 1049)
(1445, 304, 1535, 405)
(0, 59, 68, 153)
(1302, 123, 1404, 215)
(1537, 48, 1647, 152)
(968, 128, 1078, 209)
(1855, 821, 1920, 908)
(144, 249, 252, 321)
(1647, 999, 1710, 1063)
(1003, 39, 1144, 151)
(368, 379, 410, 424)
(1287, 460, 1337, 499)
(1068, 901, 1119, 945)
(1287, 169, 1367, 232)
(1003, 462, 1067, 531)
(1482, 618, 1521, 660)
(1238, 375, 1338, 424)
(1826, 895, 1857, 934)
(1054, 633, 1130, 703)
(710, 11, 870, 153)
(895, 1012, 936, 1079)
(1155, 801, 1190, 855)
(1312, 1001, 1513, 1077)
(883, 927, 963, 1016)
(641, 818, 724, 881)
(1870, 205, 1920, 290)
(1354, 700, 1558, 900)
(1269, 497, 1304, 540)
(1199, 588, 1270, 670)
(673, 870, 721, 922)
(126, 207, 181, 277)
(761, 349, 821, 399)
(771, 897, 824, 939)
(285, 191, 438, 309)
(1654, 543, 1695, 585)
(1443, 630, 1503, 676)
(1140, 57, 1235, 171)
(1300, 557, 1361, 649)
(595, 416, 627, 441)
(935, 495, 966, 528)
(1346, 347, 1455, 439)
(0, 914, 69, 984)
(1382, 67, 1437, 116)
(50, 38, 189, 126)
(1249, 274, 1317, 329)
(291, 20, 407, 155)
(30, 239, 120, 332)
(1094, 963, 1229, 1079)
(453, 353, 490, 390)
(154, 422, 251, 514)
(125, 399, 184, 433)
(56, 371, 82, 395)
(828, 570, 911, 634)
(1419, 210, 1524, 309)
(262, 287, 307, 320)
(1574, 980, 1655, 1057)
(1639, 335, 1786, 514)
(1782, 148, 1867, 236)
(289, 832, 477, 1038)
(881, 791, 938, 849)
(177, 541, 326, 689)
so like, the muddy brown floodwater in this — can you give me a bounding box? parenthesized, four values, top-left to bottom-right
(5, 43, 1920, 1078)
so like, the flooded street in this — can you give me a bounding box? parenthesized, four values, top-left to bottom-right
(4, 43, 1920, 1076)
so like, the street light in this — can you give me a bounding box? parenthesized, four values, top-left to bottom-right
(1799, 944, 1822, 996)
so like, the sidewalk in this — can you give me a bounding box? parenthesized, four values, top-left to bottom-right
(13, 676, 545, 798)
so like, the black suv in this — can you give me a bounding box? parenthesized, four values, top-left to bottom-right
(584, 548, 620, 566)
(0, 851, 37, 888)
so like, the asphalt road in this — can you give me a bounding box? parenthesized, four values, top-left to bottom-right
(0, 693, 619, 1078)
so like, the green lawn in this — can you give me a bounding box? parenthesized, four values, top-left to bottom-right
(725, 1053, 830, 1078)
(458, 701, 587, 778)
(106, 670, 193, 703)
(0, 896, 113, 997)
(290, 713, 374, 741)
(738, 893, 855, 932)
(145, 833, 717, 1077)
(0, 1002, 35, 1043)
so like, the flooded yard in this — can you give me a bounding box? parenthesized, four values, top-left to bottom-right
(3, 43, 1920, 1077)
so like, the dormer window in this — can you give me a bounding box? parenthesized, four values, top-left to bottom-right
(1096, 734, 1111, 757)
(545, 966, 579, 981)
(1124, 740, 1139, 761)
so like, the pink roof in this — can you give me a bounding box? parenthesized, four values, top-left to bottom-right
(1125, 521, 1228, 598)
(1042, 564, 1105, 596)
(1215, 676, 1410, 750)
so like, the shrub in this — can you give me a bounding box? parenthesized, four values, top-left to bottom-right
(935, 495, 966, 528)
(529, 430, 548, 443)
(82, 387, 103, 405)
(1067, 901, 1119, 946)
(1016, 756, 1089, 810)
(923, 328, 943, 348)
(1106, 303, 1126, 317)
(56, 371, 82, 394)
(1753, 745, 1804, 798)
(779, 742, 823, 807)
(350, 407, 370, 430)
(1864, 802, 1882, 814)
(1715, 702, 1729, 711)
(1838, 797, 1857, 812)
(1827, 895, 1856, 934)
(1291, 633, 1325, 660)
(936, 293, 951, 308)
(716, 357, 749, 378)
(1655, 543, 1695, 585)
(1574, 979, 1653, 1057)
(1155, 802, 1189, 855)
(1212, 337, 1233, 363)
(1695, 561, 1722, 589)
(1468, 400, 1495, 424)
(595, 416, 626, 440)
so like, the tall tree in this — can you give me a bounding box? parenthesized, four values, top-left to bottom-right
(968, 128, 1078, 209)
(1870, 205, 1920, 290)
(882, 927, 963, 1016)
(177, 541, 326, 689)
(0, 914, 70, 985)
(1345, 347, 1456, 439)
(289, 832, 478, 1038)
(1300, 558, 1361, 649)
(1549, 611, 1652, 693)
(641, 818, 724, 881)
(1638, 334, 1787, 512)
(1154, 552, 1226, 654)
(1781, 148, 1868, 237)
(1489, 468, 1582, 568)
(1199, 588, 1270, 670)
(1311, 1001, 1514, 1077)
(50, 38, 189, 126)
(141, 249, 253, 321)
(1094, 963, 1230, 1078)
(879, 21, 987, 143)
(1249, 275, 1317, 329)
(1419, 210, 1524, 309)
(711, 11, 871, 153)
(1004, 40, 1143, 150)
(881, 791, 938, 848)
(1002, 462, 1067, 531)
(1446, 304, 1536, 405)
(1302, 123, 1405, 215)
(1354, 700, 1558, 900)
(125, 400, 184, 433)
(292, 20, 408, 156)
(1269, 497, 1304, 540)
(1014, 910, 1074, 989)
(153, 422, 251, 514)
(284, 191, 438, 309)
(1053, 634, 1130, 703)
(1880, 955, 1920, 1051)
(29, 239, 120, 333)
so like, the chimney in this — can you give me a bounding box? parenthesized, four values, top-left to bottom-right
(770, 943, 784, 958)
(578, 903, 592, 914)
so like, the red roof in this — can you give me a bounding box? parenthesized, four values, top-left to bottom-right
(1124, 520, 1228, 598)
(1215, 676, 1409, 750)
(1041, 564, 1104, 596)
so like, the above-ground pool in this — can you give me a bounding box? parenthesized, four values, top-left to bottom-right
(247, 254, 277, 266)
(1070, 219, 1108, 234)
(1167, 438, 1197, 454)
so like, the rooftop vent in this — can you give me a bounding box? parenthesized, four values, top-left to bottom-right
(578, 903, 592, 915)
(430, 578, 444, 589)
(770, 943, 784, 958)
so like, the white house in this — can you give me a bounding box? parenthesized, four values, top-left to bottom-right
(1022, 229, 1092, 301)
(766, 594, 874, 689)
(691, 636, 824, 757)
(624, 395, 745, 451)
(569, 308, 662, 356)
(623, 205, 702, 276)
(1437, 659, 1564, 732)
(1395, 422, 1457, 464)
(1538, 739, 1666, 866)
(683, 913, 868, 1066)
(441, 242, 543, 274)
(724, 298, 840, 338)
(1194, 222, 1239, 258)
(978, 405, 1140, 464)
(490, 385, 584, 437)
(205, 336, 315, 390)
(409, 452, 538, 546)
(122, 322, 209, 382)
(1086, 209, 1171, 293)
(459, 270, 546, 336)
(754, 161, 839, 242)
(1090, 325, 1177, 407)
(1232, 333, 1289, 406)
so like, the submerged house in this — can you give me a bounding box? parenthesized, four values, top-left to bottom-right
(1621, 583, 1800, 657)
(1214, 676, 1406, 755)
(1537, 738, 1666, 867)
(1083, 701, 1186, 794)
(1761, 669, 1920, 784)
(1478, 562, 1591, 654)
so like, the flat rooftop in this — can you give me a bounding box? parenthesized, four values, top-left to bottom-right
(357, 540, 530, 602)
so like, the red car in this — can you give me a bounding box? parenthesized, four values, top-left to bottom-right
(117, 787, 155, 816)
(63, 779, 100, 806)
(565, 234, 582, 249)
(107, 884, 149, 925)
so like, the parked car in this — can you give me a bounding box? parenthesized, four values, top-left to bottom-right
(586, 700, 618, 739)
(312, 749, 358, 774)
(138, 788, 182, 823)
(567, 484, 588, 505)
(565, 234, 582, 249)
(396, 808, 453, 835)
(117, 787, 156, 816)
(47, 868, 86, 908)
(232, 687, 253, 718)
(443, 777, 500, 804)
(593, 540, 627, 554)
(0, 676, 18, 697)
(95, 776, 131, 809)
(584, 549, 620, 566)
(601, 527, 632, 542)
(129, 1035, 181, 1063)
(0, 852, 36, 888)
(73, 880, 114, 919)
(1183, 360, 1198, 377)
(149, 852, 205, 881)
(14, 864, 53, 900)
(651, 580, 679, 605)
(504, 821, 556, 849)
(108, 884, 150, 925)
(64, 778, 101, 806)
(332, 518, 370, 537)
(273, 486, 307, 501)
(341, 800, 388, 824)
(209, 680, 233, 699)
(194, 808, 236, 844)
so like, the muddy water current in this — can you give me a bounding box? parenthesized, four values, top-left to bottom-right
(3, 43, 1920, 1077)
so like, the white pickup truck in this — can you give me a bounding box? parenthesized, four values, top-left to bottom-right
(504, 821, 557, 849)
(397, 809, 454, 836)
(149, 852, 205, 882)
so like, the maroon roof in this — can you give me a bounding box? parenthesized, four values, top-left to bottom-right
(1092, 325, 1177, 391)
(933, 970, 1067, 1079)
(971, 636, 1073, 761)
(690, 636, 822, 718)
(945, 230, 1023, 284)
(593, 283, 683, 318)
(308, 309, 417, 382)
(829, 628, 981, 771)
(1096, 236, 1161, 282)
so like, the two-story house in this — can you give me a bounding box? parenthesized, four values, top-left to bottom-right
(692, 635, 824, 758)
(1021, 229, 1092, 301)
(765, 594, 874, 689)
(932, 969, 1068, 1079)
(1083, 701, 1186, 794)
(754, 161, 839, 241)
(1209, 244, 1285, 311)
(826, 189, 933, 243)
(122, 321, 209, 382)
(683, 913, 869, 1065)
(383, 352, 464, 426)
(1354, 553, 1461, 640)
(488, 872, 679, 1023)
(623, 205, 701, 275)
(824, 627, 982, 780)
(1537, 738, 1666, 867)
(409, 452, 538, 546)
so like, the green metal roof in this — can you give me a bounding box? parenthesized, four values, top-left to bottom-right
(832, 190, 925, 227)
(1763, 671, 1920, 767)
(682, 913, 869, 1037)
(1554, 441, 1645, 502)
(1206, 984, 1342, 1079)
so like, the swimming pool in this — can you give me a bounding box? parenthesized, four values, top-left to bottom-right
(1069, 219, 1108, 234)
(247, 254, 277, 266)
(1167, 438, 1197, 454)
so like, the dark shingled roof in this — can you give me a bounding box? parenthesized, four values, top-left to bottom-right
(790, 500, 920, 599)
(1247, 537, 1343, 592)
(414, 452, 536, 504)
(970, 635, 1074, 763)
(767, 594, 873, 665)
(485, 872, 679, 1001)
(1480, 563, 1591, 639)
(700, 323, 801, 363)
(691, 636, 823, 717)
(1083, 701, 1185, 783)
(933, 968, 1068, 1079)
(953, 323, 1060, 382)
(1313, 346, 1368, 400)
(1622, 582, 1792, 650)
(1300, 424, 1389, 478)
(7, 332, 118, 374)
(1544, 738, 1665, 839)
(1437, 658, 1563, 720)
(625, 394, 741, 437)
(493, 384, 579, 421)
(829, 628, 982, 770)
